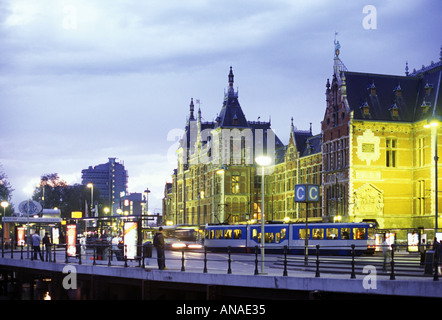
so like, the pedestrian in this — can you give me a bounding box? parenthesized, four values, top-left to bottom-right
(32, 231, 44, 261)
(42, 232, 52, 262)
(419, 238, 427, 265)
(382, 236, 391, 272)
(153, 227, 167, 270)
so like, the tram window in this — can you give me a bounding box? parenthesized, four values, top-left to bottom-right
(206, 230, 214, 239)
(224, 229, 232, 239)
(312, 228, 324, 240)
(353, 228, 366, 240)
(215, 230, 223, 239)
(252, 229, 258, 240)
(299, 229, 310, 240)
(265, 233, 274, 243)
(341, 228, 350, 239)
(275, 233, 281, 243)
(326, 228, 338, 239)
(367, 228, 375, 240)
(281, 228, 287, 240)
(233, 229, 242, 239)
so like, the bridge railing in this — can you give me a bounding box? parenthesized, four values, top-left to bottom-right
(1, 239, 440, 281)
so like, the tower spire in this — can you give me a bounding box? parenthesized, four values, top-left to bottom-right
(189, 98, 195, 120)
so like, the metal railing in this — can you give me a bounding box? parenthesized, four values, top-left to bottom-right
(1, 240, 440, 281)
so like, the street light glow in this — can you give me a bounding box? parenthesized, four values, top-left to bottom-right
(255, 155, 272, 167)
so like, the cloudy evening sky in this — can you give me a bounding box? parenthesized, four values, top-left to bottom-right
(0, 0, 441, 213)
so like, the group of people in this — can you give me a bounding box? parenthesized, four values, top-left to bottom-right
(31, 231, 52, 262)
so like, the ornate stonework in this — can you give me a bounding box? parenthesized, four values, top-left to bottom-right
(354, 183, 384, 216)
(356, 129, 380, 165)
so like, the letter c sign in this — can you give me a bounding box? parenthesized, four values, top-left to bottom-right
(295, 184, 319, 203)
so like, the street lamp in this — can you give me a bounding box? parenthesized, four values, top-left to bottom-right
(424, 117, 440, 235)
(255, 155, 272, 274)
(87, 183, 94, 217)
(1, 201, 8, 217)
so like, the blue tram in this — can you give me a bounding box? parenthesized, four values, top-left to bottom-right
(204, 222, 376, 255)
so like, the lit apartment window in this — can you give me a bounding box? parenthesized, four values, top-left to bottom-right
(386, 138, 397, 167)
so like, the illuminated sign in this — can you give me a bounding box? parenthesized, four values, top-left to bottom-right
(71, 211, 82, 219)
(124, 222, 138, 260)
(17, 227, 26, 246)
(295, 184, 320, 203)
(66, 224, 77, 257)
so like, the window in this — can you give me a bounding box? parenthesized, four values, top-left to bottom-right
(299, 229, 310, 240)
(312, 228, 324, 239)
(215, 230, 223, 239)
(341, 228, 350, 239)
(386, 138, 397, 167)
(326, 228, 339, 239)
(418, 137, 425, 167)
(353, 228, 366, 240)
(417, 180, 425, 215)
(233, 229, 242, 239)
(231, 175, 240, 194)
(224, 229, 232, 239)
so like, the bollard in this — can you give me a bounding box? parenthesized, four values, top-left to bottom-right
(390, 244, 396, 280)
(124, 245, 128, 268)
(434, 247, 439, 281)
(350, 244, 356, 279)
(78, 245, 82, 265)
(254, 246, 259, 275)
(53, 244, 56, 263)
(283, 246, 288, 277)
(1, 239, 3, 258)
(315, 244, 320, 278)
(227, 246, 232, 274)
(108, 244, 112, 267)
(65, 244, 68, 263)
(203, 246, 208, 273)
(93, 245, 96, 265)
(181, 249, 185, 272)
(11, 241, 13, 259)
(21, 246, 24, 260)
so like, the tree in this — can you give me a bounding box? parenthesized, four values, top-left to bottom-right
(32, 173, 101, 220)
(0, 164, 14, 215)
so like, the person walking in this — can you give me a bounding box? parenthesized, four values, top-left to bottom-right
(42, 232, 52, 262)
(382, 236, 391, 272)
(32, 231, 44, 261)
(153, 227, 167, 270)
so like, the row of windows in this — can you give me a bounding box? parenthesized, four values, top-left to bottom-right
(206, 227, 373, 242)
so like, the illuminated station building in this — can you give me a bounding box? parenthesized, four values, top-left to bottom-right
(163, 45, 442, 241)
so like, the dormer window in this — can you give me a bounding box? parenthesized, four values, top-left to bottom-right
(425, 82, 433, 95)
(368, 82, 376, 95)
(360, 102, 370, 118)
(389, 103, 399, 120)
(394, 85, 402, 97)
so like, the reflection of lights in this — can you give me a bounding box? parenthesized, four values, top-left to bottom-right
(43, 291, 51, 300)
(187, 244, 203, 249)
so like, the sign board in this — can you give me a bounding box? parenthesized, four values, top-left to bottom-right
(294, 184, 320, 203)
(3, 217, 61, 223)
(66, 224, 77, 257)
(71, 211, 82, 219)
(18, 200, 42, 216)
(124, 221, 138, 260)
(17, 227, 26, 246)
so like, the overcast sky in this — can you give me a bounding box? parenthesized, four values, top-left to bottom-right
(0, 0, 441, 213)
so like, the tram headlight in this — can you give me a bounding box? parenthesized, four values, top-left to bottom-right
(171, 242, 187, 249)
(188, 244, 203, 249)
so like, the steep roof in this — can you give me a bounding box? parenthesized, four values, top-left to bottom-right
(344, 59, 442, 123)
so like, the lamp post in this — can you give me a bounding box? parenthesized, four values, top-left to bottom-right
(255, 155, 272, 274)
(424, 117, 440, 235)
(1, 201, 8, 243)
(87, 183, 94, 216)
